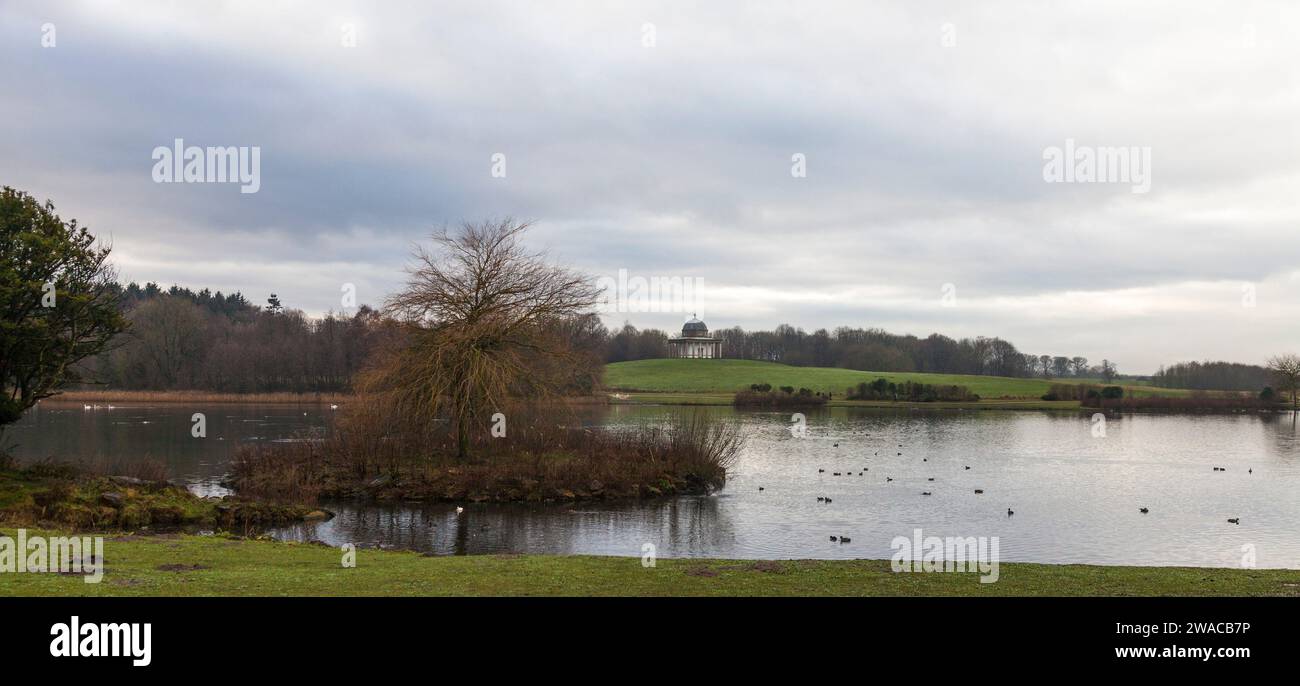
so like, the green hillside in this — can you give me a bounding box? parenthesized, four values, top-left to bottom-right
(603, 359, 1186, 399)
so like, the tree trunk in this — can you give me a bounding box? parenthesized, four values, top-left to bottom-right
(456, 410, 470, 461)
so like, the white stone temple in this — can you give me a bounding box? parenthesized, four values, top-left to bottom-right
(667, 315, 722, 358)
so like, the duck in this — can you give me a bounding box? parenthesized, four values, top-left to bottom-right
(1139, 507, 1149, 514)
(817, 496, 825, 502)
(839, 536, 852, 543)
(833, 443, 839, 447)
(758, 487, 765, 491)
(832, 472, 841, 476)
(886, 477, 893, 482)
(974, 489, 983, 494)
(818, 468, 825, 473)
(964, 466, 971, 470)
(921, 491, 932, 496)
(1007, 508, 1015, 516)
(824, 497, 833, 503)
(455, 506, 464, 514)
(829, 535, 838, 542)
(1227, 518, 1240, 524)
(330, 404, 339, 410)
(927, 477, 935, 481)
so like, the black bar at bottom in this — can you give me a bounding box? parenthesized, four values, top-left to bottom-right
(1, 596, 1289, 673)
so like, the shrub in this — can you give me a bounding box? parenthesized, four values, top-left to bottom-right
(845, 378, 977, 402)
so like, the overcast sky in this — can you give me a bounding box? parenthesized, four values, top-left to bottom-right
(2, 1, 1298, 373)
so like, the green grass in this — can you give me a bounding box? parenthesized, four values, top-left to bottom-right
(604, 359, 1187, 400)
(2, 529, 1296, 596)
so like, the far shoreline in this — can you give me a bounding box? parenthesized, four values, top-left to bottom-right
(45, 389, 1295, 414)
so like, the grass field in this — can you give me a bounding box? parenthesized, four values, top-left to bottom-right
(3, 529, 1296, 596)
(604, 359, 1187, 399)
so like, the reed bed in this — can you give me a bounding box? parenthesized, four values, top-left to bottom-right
(1083, 394, 1276, 411)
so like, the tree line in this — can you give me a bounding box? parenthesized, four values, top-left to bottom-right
(80, 284, 392, 393)
(605, 322, 1114, 380)
(1149, 361, 1274, 392)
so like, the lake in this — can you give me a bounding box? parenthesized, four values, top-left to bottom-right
(8, 401, 1300, 567)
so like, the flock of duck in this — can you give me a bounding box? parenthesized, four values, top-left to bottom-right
(758, 438, 1248, 543)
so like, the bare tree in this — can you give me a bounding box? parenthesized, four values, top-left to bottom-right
(368, 219, 601, 460)
(1267, 354, 1300, 410)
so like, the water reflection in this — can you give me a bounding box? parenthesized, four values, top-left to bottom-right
(276, 496, 732, 557)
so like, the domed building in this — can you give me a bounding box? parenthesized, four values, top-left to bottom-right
(668, 315, 722, 358)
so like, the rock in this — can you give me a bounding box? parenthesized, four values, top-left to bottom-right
(303, 509, 335, 521)
(108, 475, 147, 487)
(99, 492, 126, 508)
(588, 480, 604, 493)
(367, 474, 394, 489)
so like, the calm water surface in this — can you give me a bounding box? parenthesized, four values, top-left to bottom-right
(10, 401, 1300, 567)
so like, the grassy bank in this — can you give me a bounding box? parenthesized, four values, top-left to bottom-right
(2, 529, 1297, 596)
(0, 463, 322, 532)
(604, 360, 1188, 399)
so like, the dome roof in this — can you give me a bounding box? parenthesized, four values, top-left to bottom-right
(682, 316, 709, 335)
